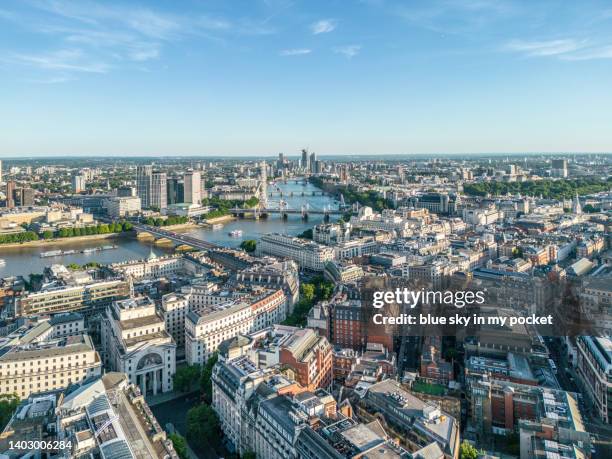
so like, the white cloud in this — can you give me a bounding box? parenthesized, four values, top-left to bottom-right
(311, 19, 336, 34)
(280, 48, 312, 56)
(505, 39, 585, 57)
(333, 45, 361, 58)
(504, 38, 612, 61)
(12, 49, 110, 73)
(561, 45, 612, 61)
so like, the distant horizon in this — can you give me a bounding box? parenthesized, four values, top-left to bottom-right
(1, 151, 612, 161)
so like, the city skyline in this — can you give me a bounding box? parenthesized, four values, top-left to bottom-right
(1, 0, 612, 156)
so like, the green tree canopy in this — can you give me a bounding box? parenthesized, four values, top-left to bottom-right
(0, 394, 19, 431)
(240, 240, 257, 253)
(186, 404, 220, 450)
(460, 441, 479, 459)
(169, 433, 189, 459)
(173, 365, 201, 393)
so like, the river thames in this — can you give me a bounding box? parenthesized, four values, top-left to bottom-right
(0, 180, 338, 278)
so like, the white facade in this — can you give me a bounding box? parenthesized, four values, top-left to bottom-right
(184, 171, 202, 205)
(0, 326, 101, 400)
(101, 296, 176, 396)
(161, 292, 190, 349)
(110, 254, 203, 280)
(106, 196, 141, 218)
(185, 289, 287, 365)
(312, 223, 351, 245)
(462, 207, 501, 226)
(50, 313, 85, 338)
(349, 206, 412, 235)
(257, 233, 335, 271)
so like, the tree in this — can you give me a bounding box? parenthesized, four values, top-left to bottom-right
(173, 364, 201, 393)
(42, 230, 54, 239)
(242, 452, 256, 459)
(0, 394, 19, 431)
(459, 441, 479, 459)
(240, 240, 256, 253)
(200, 353, 218, 403)
(169, 433, 189, 459)
(297, 229, 313, 239)
(301, 283, 316, 302)
(186, 404, 220, 449)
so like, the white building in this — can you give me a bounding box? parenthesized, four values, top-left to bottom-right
(161, 292, 190, 349)
(150, 172, 167, 210)
(185, 289, 286, 365)
(183, 170, 202, 205)
(312, 222, 351, 245)
(49, 312, 85, 338)
(462, 207, 501, 226)
(101, 296, 176, 396)
(257, 233, 335, 271)
(333, 237, 378, 260)
(110, 253, 204, 280)
(106, 196, 141, 218)
(0, 323, 101, 400)
(72, 175, 86, 193)
(349, 206, 412, 235)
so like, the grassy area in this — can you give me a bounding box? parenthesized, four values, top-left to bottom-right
(412, 381, 446, 396)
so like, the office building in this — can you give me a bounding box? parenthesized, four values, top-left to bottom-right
(360, 379, 460, 458)
(576, 336, 612, 423)
(257, 233, 335, 271)
(0, 322, 102, 399)
(72, 175, 86, 193)
(301, 149, 310, 171)
(14, 187, 35, 206)
(183, 170, 201, 204)
(16, 279, 130, 317)
(185, 288, 287, 364)
(150, 172, 167, 210)
(161, 292, 190, 349)
(167, 177, 184, 205)
(552, 159, 569, 178)
(105, 196, 141, 218)
(117, 185, 136, 197)
(136, 164, 153, 208)
(101, 296, 176, 395)
(5, 181, 15, 208)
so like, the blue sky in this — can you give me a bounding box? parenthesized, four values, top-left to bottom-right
(1, 0, 611, 157)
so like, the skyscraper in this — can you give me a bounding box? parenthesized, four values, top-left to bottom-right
(551, 159, 568, 178)
(5, 181, 15, 208)
(301, 149, 309, 171)
(72, 175, 86, 193)
(136, 165, 153, 208)
(167, 178, 185, 205)
(183, 171, 201, 205)
(150, 172, 167, 210)
(16, 188, 35, 206)
(309, 152, 317, 173)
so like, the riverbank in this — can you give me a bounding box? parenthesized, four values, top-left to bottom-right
(160, 222, 200, 230)
(202, 215, 236, 224)
(0, 232, 131, 249)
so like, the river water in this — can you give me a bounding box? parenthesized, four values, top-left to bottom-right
(0, 180, 337, 278)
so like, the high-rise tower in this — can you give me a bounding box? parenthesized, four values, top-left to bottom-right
(136, 165, 153, 208)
